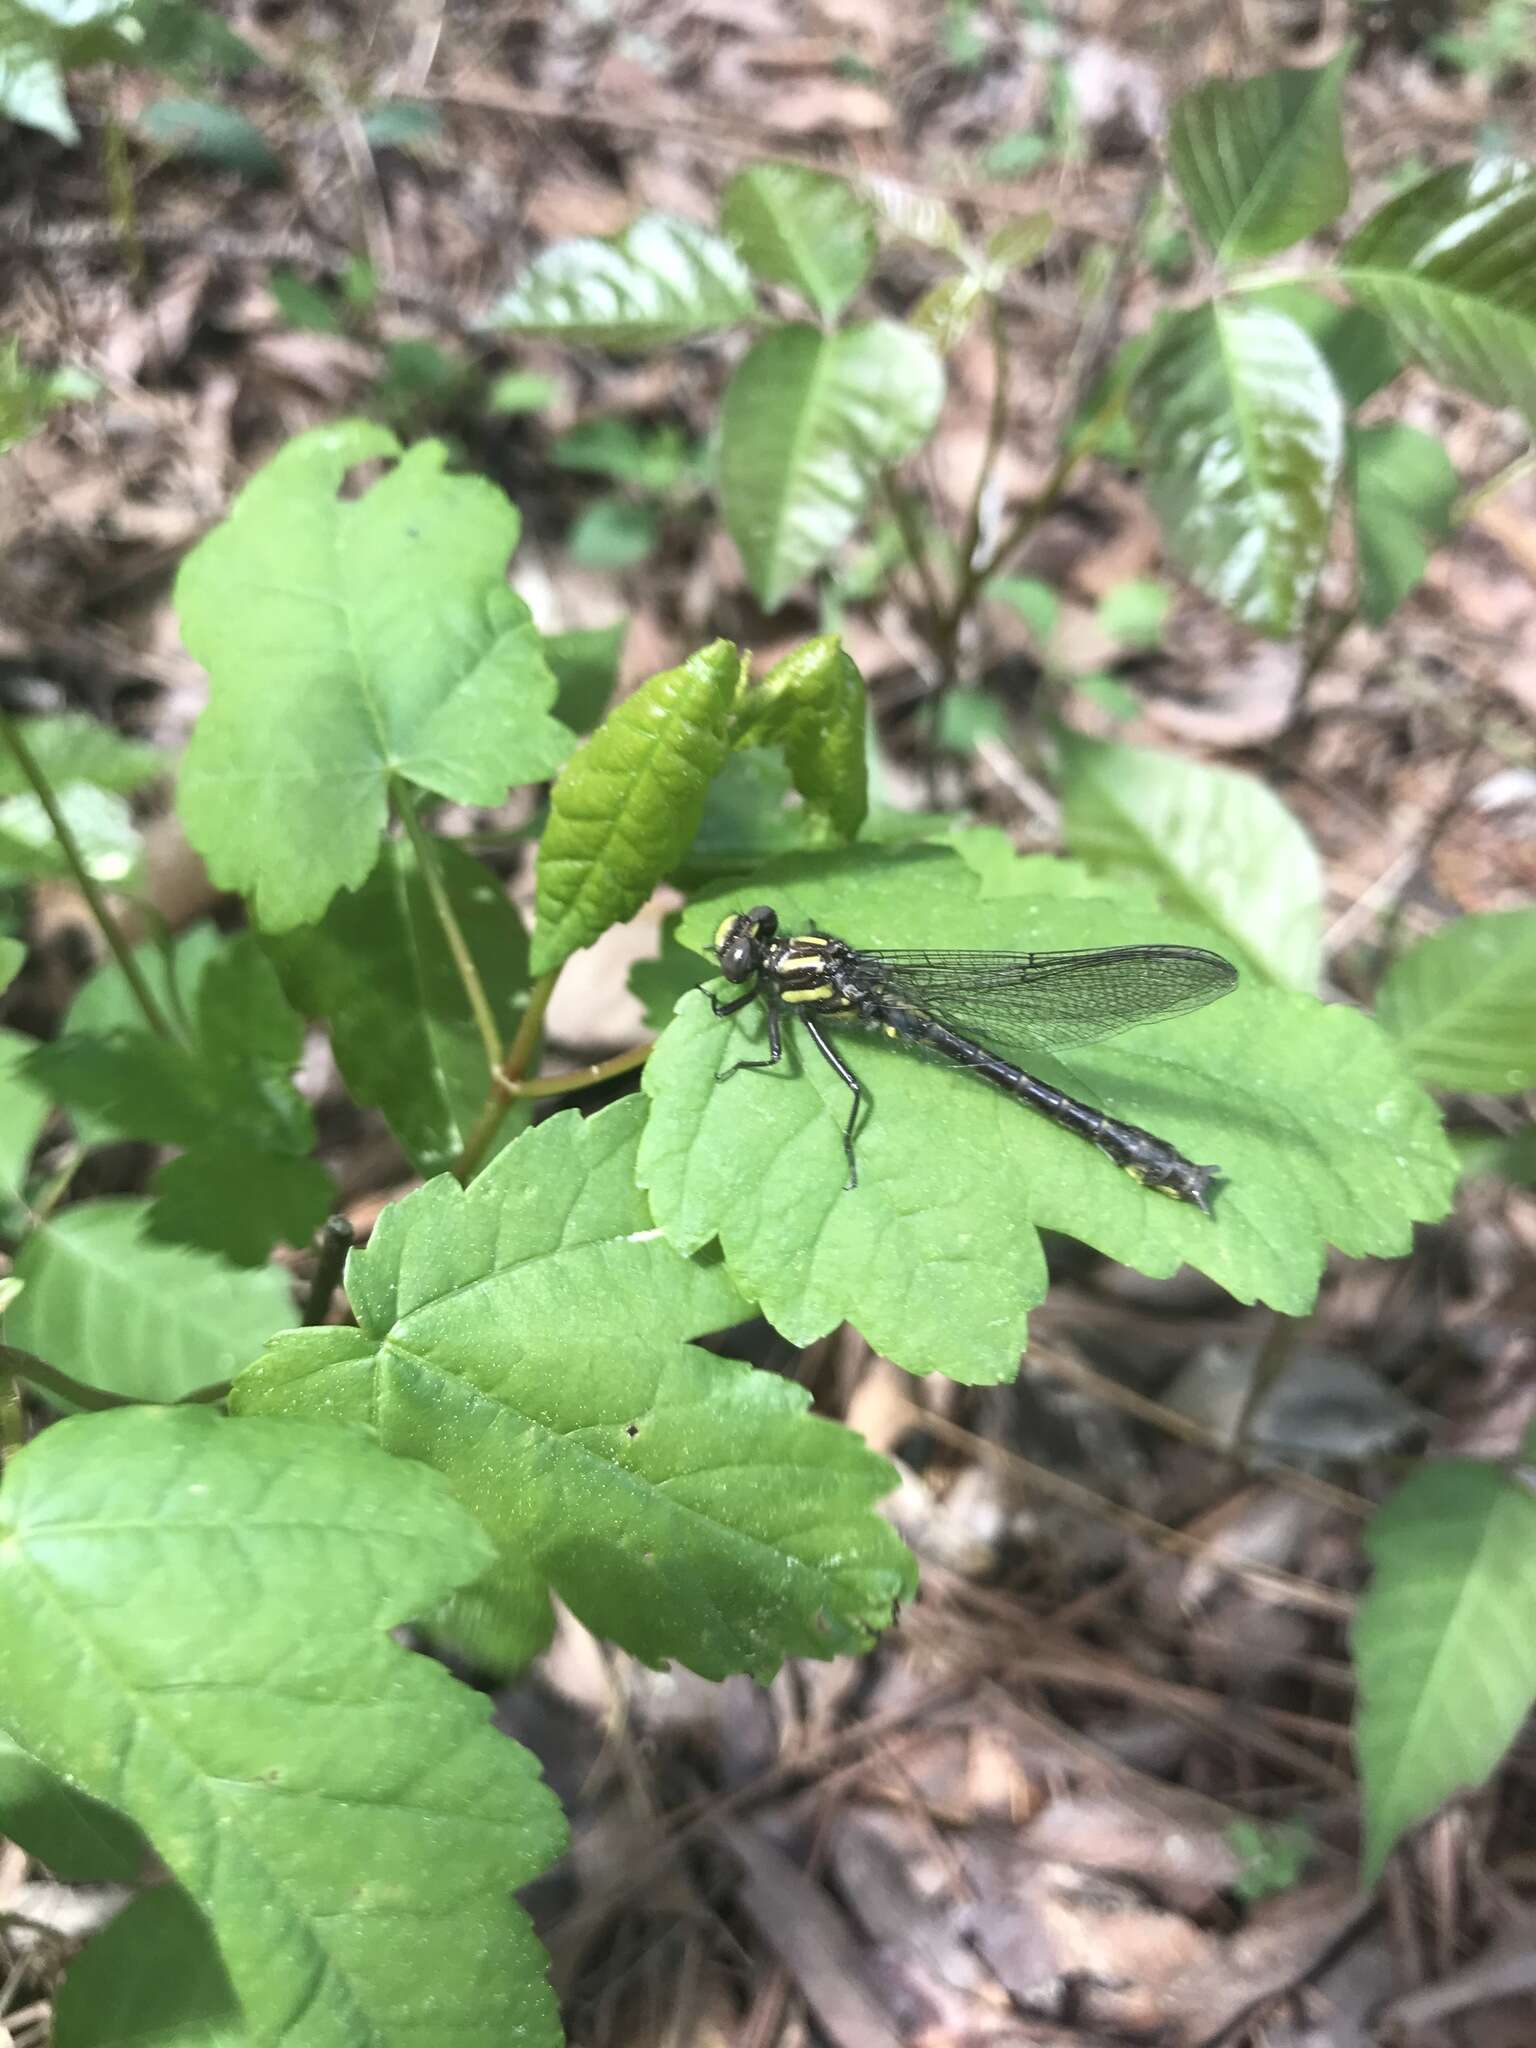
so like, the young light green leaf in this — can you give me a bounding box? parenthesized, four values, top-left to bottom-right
(489, 214, 755, 348)
(983, 212, 1052, 283)
(1242, 285, 1401, 407)
(860, 174, 965, 255)
(0, 1729, 146, 1884)
(1375, 909, 1536, 1092)
(543, 619, 626, 733)
(720, 321, 944, 610)
(1060, 733, 1322, 992)
(1349, 423, 1458, 625)
(721, 164, 876, 320)
(6, 1198, 297, 1401)
(177, 419, 573, 930)
(233, 1096, 914, 1679)
(909, 272, 985, 354)
(672, 748, 829, 885)
(0, 1028, 49, 1204)
(531, 639, 741, 975)
(1168, 51, 1350, 264)
(1354, 1448, 1536, 1880)
(731, 635, 868, 839)
(269, 836, 530, 1177)
(1128, 303, 1344, 636)
(638, 848, 1453, 1382)
(0, 1406, 565, 2047)
(51, 1885, 243, 2048)
(1341, 159, 1536, 428)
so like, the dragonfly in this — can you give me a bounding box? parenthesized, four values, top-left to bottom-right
(708, 904, 1239, 1212)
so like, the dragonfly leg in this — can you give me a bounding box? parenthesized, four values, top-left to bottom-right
(708, 982, 759, 1018)
(803, 1015, 863, 1190)
(716, 991, 782, 1081)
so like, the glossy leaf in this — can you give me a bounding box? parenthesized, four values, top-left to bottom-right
(7, 1198, 297, 1402)
(722, 163, 876, 320)
(1128, 303, 1344, 636)
(270, 835, 530, 1176)
(489, 214, 755, 348)
(1341, 159, 1536, 428)
(1244, 284, 1401, 407)
(731, 635, 868, 839)
(1349, 423, 1458, 625)
(1375, 909, 1536, 1092)
(233, 1096, 913, 1678)
(177, 420, 573, 930)
(1354, 1445, 1536, 1879)
(639, 847, 1454, 1382)
(531, 638, 741, 974)
(52, 1886, 243, 2047)
(1060, 733, 1322, 992)
(720, 321, 944, 610)
(0, 1406, 565, 2046)
(1168, 51, 1350, 263)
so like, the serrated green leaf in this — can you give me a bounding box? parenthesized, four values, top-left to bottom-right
(1375, 910, 1536, 1092)
(1354, 1451, 1536, 1880)
(1341, 159, 1536, 428)
(732, 635, 868, 838)
(233, 1096, 913, 1678)
(0, 783, 139, 888)
(0, 711, 162, 798)
(638, 848, 1453, 1382)
(489, 213, 755, 348)
(139, 96, 280, 179)
(52, 1885, 243, 2047)
(0, 1027, 49, 1204)
(531, 639, 741, 975)
(720, 321, 944, 610)
(1129, 303, 1344, 636)
(268, 835, 530, 1177)
(0, 1727, 146, 1883)
(1349, 423, 1458, 624)
(1243, 284, 1401, 408)
(148, 1148, 335, 1267)
(177, 420, 573, 931)
(1060, 733, 1322, 991)
(1168, 51, 1350, 263)
(543, 620, 626, 733)
(721, 164, 876, 321)
(6, 1198, 296, 1401)
(0, 1406, 565, 2046)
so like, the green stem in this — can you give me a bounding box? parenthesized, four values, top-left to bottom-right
(954, 295, 1013, 602)
(882, 474, 950, 640)
(0, 706, 176, 1043)
(1452, 448, 1536, 528)
(499, 1038, 653, 1101)
(0, 1343, 141, 1413)
(453, 968, 558, 1183)
(392, 782, 503, 1074)
(969, 442, 1080, 591)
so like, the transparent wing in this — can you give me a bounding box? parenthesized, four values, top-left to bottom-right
(851, 944, 1238, 1053)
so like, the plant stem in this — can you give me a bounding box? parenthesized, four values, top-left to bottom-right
(0, 705, 177, 1043)
(882, 474, 949, 640)
(392, 781, 503, 1074)
(453, 968, 558, 1183)
(1452, 448, 1536, 527)
(969, 442, 1080, 590)
(954, 295, 1013, 602)
(498, 1038, 653, 1100)
(0, 1343, 143, 1413)
(302, 1213, 355, 1325)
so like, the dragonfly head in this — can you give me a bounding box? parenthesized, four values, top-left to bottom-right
(713, 904, 778, 984)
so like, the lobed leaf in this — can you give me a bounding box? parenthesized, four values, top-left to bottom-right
(638, 848, 1455, 1383)
(1341, 159, 1536, 429)
(731, 635, 868, 839)
(489, 213, 755, 347)
(0, 1407, 565, 2046)
(1349, 423, 1458, 625)
(531, 638, 741, 975)
(1128, 303, 1344, 636)
(177, 419, 572, 931)
(719, 321, 944, 611)
(233, 1096, 914, 1679)
(1168, 51, 1350, 264)
(721, 164, 876, 320)
(1375, 909, 1536, 1092)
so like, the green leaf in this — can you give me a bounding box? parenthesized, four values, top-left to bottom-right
(176, 420, 572, 930)
(52, 1886, 243, 2047)
(0, 0, 135, 145)
(531, 639, 741, 975)
(0, 1406, 565, 2045)
(991, 575, 1059, 647)
(0, 1728, 146, 1883)
(1341, 159, 1536, 428)
(233, 1096, 913, 1678)
(0, 934, 22, 992)
(721, 164, 876, 321)
(268, 835, 531, 1177)
(0, 711, 162, 797)
(860, 174, 964, 256)
(1349, 423, 1458, 625)
(543, 620, 626, 733)
(1375, 910, 1536, 1092)
(1096, 578, 1171, 650)
(130, 0, 260, 82)
(1060, 733, 1322, 992)
(568, 494, 658, 568)
(672, 748, 828, 884)
(1354, 1449, 1536, 1880)
(486, 369, 559, 416)
(268, 266, 344, 333)
(6, 1197, 297, 1401)
(731, 635, 868, 839)
(148, 1149, 335, 1267)
(638, 847, 1454, 1382)
(0, 338, 98, 451)
(1168, 51, 1350, 263)
(489, 214, 755, 348)
(983, 212, 1052, 283)
(909, 271, 985, 354)
(139, 96, 280, 180)
(1128, 303, 1344, 636)
(359, 97, 442, 150)
(0, 784, 139, 888)
(0, 1026, 49, 1204)
(1243, 284, 1401, 408)
(719, 321, 944, 610)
